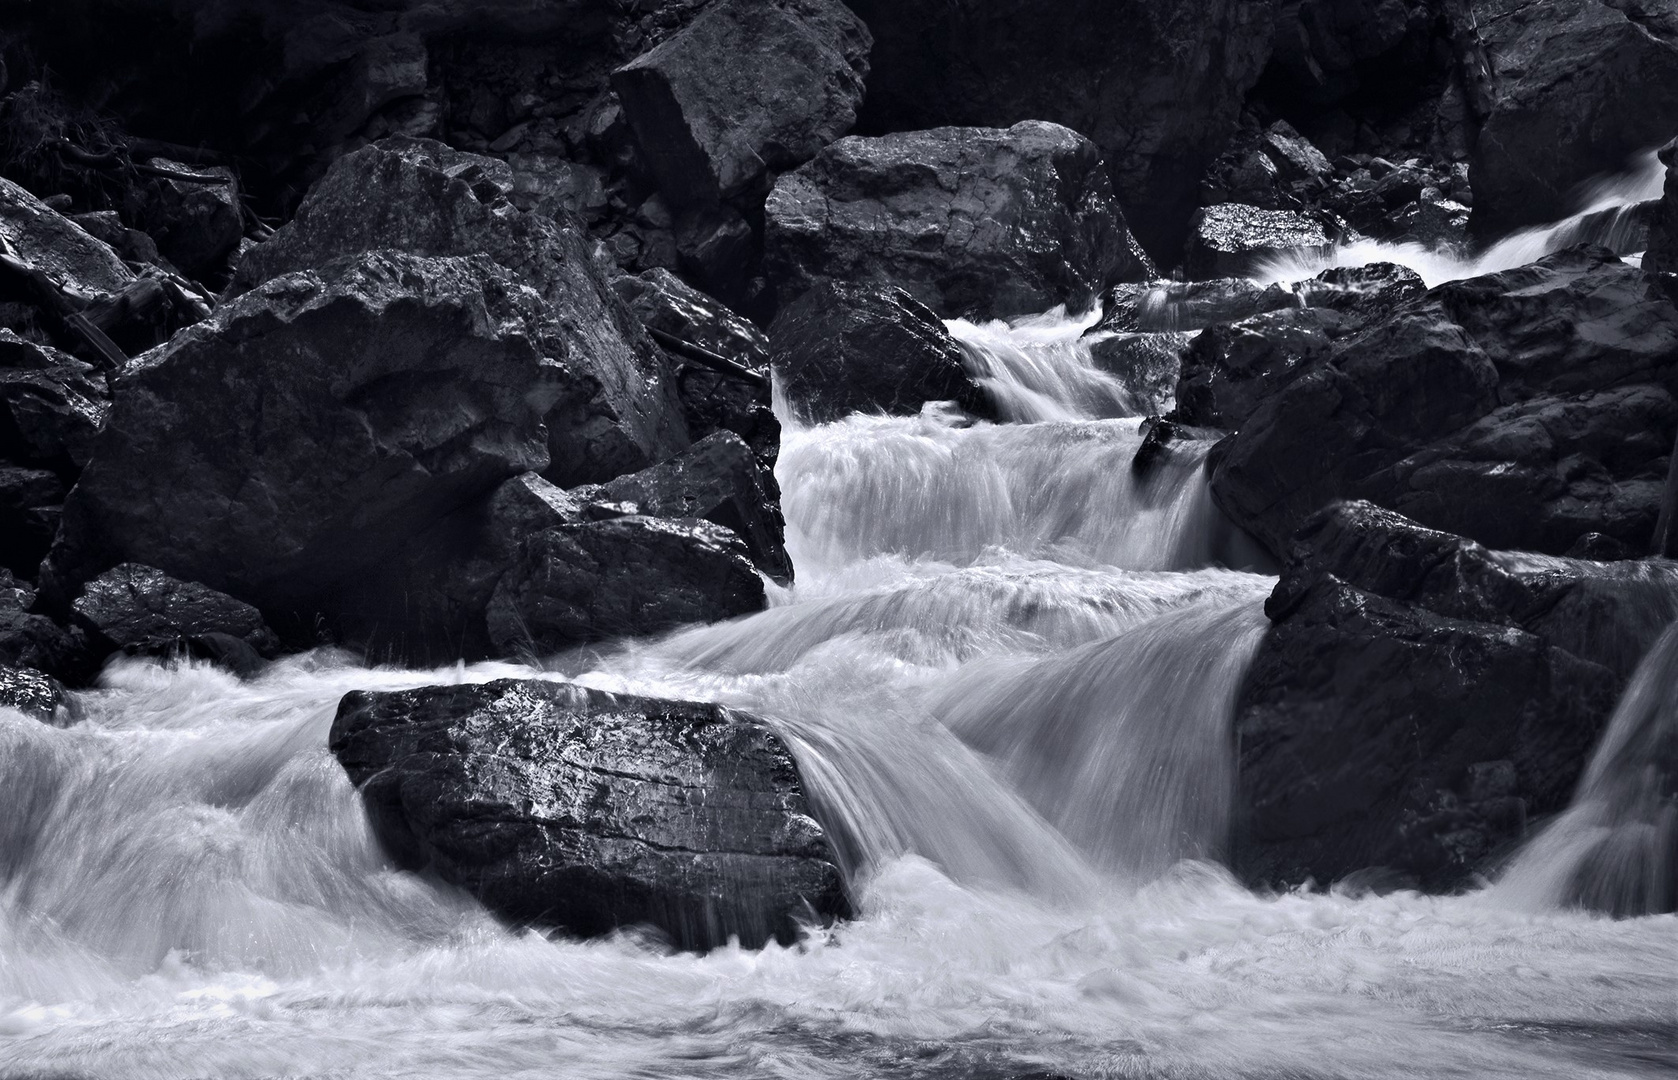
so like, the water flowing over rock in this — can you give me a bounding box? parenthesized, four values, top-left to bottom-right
(1184, 204, 1338, 280)
(1456, 0, 1678, 235)
(843, 0, 1275, 257)
(769, 282, 986, 424)
(765, 121, 1152, 320)
(611, 0, 870, 207)
(71, 563, 280, 673)
(1211, 246, 1678, 559)
(234, 137, 689, 485)
(48, 249, 565, 636)
(1235, 500, 1678, 890)
(330, 679, 848, 949)
(587, 432, 792, 584)
(486, 516, 765, 656)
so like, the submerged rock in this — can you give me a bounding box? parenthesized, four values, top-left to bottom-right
(1234, 501, 1678, 890)
(486, 517, 765, 656)
(49, 250, 565, 637)
(1211, 246, 1678, 559)
(235, 137, 689, 485)
(1183, 204, 1337, 280)
(769, 282, 985, 424)
(72, 563, 280, 673)
(330, 679, 849, 949)
(765, 121, 1151, 320)
(611, 0, 870, 205)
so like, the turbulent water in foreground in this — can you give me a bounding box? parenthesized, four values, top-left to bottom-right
(3, 276, 1677, 1078)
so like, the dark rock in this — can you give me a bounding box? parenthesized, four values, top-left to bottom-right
(1646, 138, 1678, 276)
(1175, 307, 1339, 429)
(235, 137, 689, 485)
(1296, 262, 1426, 319)
(1200, 120, 1334, 210)
(611, 0, 870, 206)
(1131, 416, 1182, 475)
(769, 282, 984, 424)
(1235, 502, 1678, 889)
(128, 159, 244, 279)
(1566, 532, 1637, 562)
(49, 249, 565, 637)
(587, 432, 791, 584)
(330, 678, 849, 950)
(0, 570, 88, 684)
(1184, 204, 1338, 280)
(1093, 279, 1297, 334)
(1211, 247, 1678, 559)
(0, 664, 74, 726)
(1085, 331, 1187, 418)
(1456, 0, 1678, 235)
(844, 0, 1276, 257)
(71, 563, 280, 672)
(0, 465, 64, 578)
(612, 267, 779, 464)
(0, 344, 109, 471)
(765, 121, 1152, 320)
(0, 177, 135, 299)
(486, 516, 765, 655)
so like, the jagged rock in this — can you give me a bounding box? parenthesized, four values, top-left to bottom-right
(486, 516, 765, 655)
(1646, 138, 1678, 276)
(1092, 279, 1297, 334)
(506, 154, 610, 224)
(1211, 247, 1678, 559)
(235, 137, 689, 485)
(611, 0, 870, 205)
(72, 563, 280, 673)
(1201, 120, 1334, 210)
(844, 0, 1275, 256)
(612, 267, 779, 464)
(765, 121, 1152, 320)
(128, 159, 244, 278)
(329, 679, 850, 950)
(1175, 308, 1339, 429)
(0, 465, 63, 578)
(1085, 332, 1186, 418)
(0, 664, 73, 726)
(1295, 262, 1426, 319)
(769, 282, 985, 424)
(0, 345, 109, 471)
(1184, 204, 1338, 280)
(1456, 0, 1678, 235)
(0, 570, 87, 684)
(1234, 500, 1678, 889)
(0, 177, 135, 298)
(48, 250, 565, 636)
(588, 432, 792, 584)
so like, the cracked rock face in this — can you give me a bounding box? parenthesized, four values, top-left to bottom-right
(330, 678, 851, 949)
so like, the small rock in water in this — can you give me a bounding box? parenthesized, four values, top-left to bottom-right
(329, 679, 850, 949)
(0, 663, 76, 726)
(1183, 203, 1338, 279)
(72, 563, 280, 674)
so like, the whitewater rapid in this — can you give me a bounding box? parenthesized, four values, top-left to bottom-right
(2, 250, 1676, 1077)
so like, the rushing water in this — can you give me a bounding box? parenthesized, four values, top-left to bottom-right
(1, 282, 1676, 1078)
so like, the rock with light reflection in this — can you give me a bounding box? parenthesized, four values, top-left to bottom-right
(330, 678, 850, 949)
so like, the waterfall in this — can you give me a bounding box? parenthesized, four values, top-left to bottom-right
(4, 300, 1677, 1079)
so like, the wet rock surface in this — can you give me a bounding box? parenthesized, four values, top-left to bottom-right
(330, 678, 850, 950)
(765, 121, 1151, 321)
(1235, 501, 1678, 890)
(48, 249, 565, 637)
(71, 563, 280, 673)
(0, 664, 74, 726)
(486, 516, 765, 656)
(1646, 139, 1678, 277)
(1211, 247, 1678, 559)
(770, 282, 984, 425)
(1183, 204, 1338, 280)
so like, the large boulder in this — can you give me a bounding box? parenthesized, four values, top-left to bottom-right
(843, 0, 1275, 257)
(1175, 307, 1340, 429)
(1456, 0, 1678, 235)
(1646, 138, 1678, 277)
(48, 250, 565, 636)
(765, 121, 1152, 320)
(486, 517, 765, 656)
(235, 137, 689, 485)
(769, 282, 985, 424)
(330, 679, 849, 949)
(71, 563, 280, 673)
(1210, 246, 1678, 559)
(0, 341, 109, 472)
(128, 159, 245, 279)
(588, 432, 793, 584)
(611, 0, 871, 206)
(1234, 500, 1678, 889)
